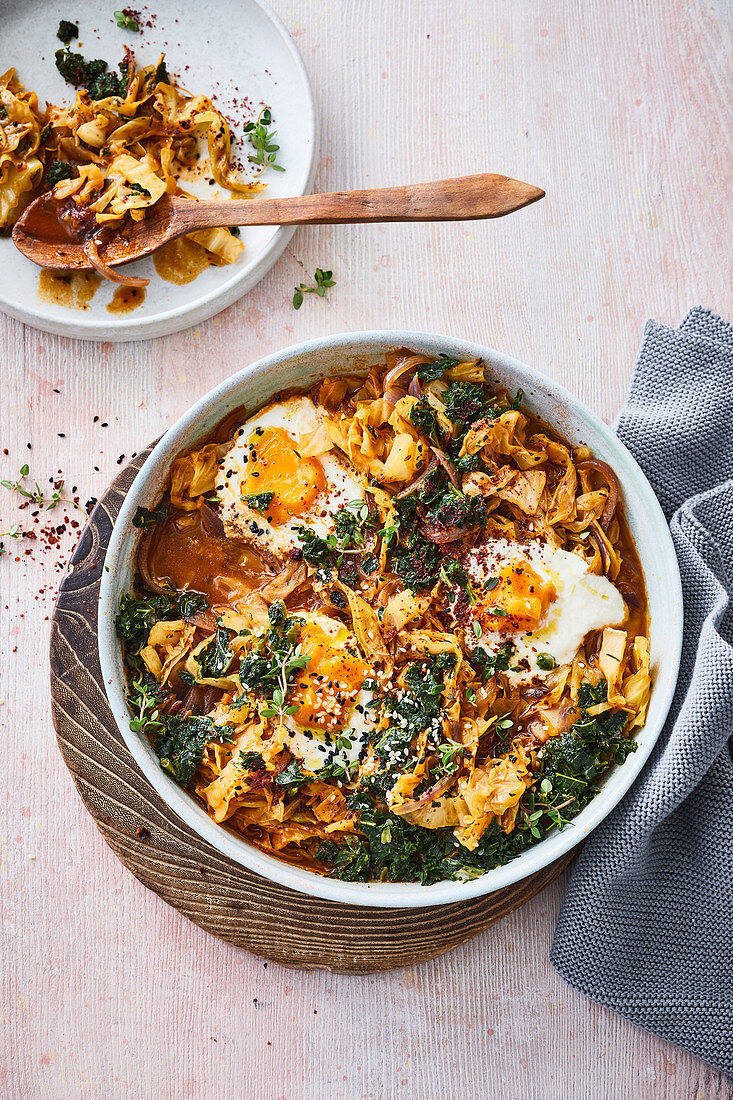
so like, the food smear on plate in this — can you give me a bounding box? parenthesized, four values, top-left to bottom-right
(0, 27, 279, 305)
(37, 268, 102, 310)
(117, 352, 651, 884)
(107, 284, 146, 313)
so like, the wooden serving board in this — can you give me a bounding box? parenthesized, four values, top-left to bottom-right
(49, 449, 575, 974)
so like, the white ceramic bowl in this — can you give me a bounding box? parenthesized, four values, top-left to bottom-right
(98, 332, 683, 907)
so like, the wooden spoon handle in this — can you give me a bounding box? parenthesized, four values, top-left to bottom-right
(176, 173, 544, 230)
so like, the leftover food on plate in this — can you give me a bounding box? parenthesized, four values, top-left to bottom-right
(0, 24, 279, 300)
(117, 351, 650, 884)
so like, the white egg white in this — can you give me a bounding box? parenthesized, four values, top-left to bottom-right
(216, 395, 366, 557)
(456, 537, 626, 682)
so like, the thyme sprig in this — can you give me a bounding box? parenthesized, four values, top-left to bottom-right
(244, 107, 285, 173)
(1, 464, 79, 510)
(293, 268, 336, 309)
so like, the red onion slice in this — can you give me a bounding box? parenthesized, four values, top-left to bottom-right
(577, 458, 620, 530)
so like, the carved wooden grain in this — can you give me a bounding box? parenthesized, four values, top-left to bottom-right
(49, 449, 575, 974)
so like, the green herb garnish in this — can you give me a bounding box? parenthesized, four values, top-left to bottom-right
(293, 268, 335, 309)
(244, 106, 284, 172)
(56, 20, 79, 44)
(114, 10, 140, 31)
(242, 491, 275, 514)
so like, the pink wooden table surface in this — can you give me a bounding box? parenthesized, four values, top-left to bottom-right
(2, 1, 732, 1097)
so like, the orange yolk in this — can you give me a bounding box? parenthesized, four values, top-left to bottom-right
(242, 426, 326, 526)
(482, 561, 556, 633)
(288, 622, 370, 731)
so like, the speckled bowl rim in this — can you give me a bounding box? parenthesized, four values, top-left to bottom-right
(97, 331, 683, 908)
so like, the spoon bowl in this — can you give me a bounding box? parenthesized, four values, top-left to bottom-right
(12, 173, 545, 274)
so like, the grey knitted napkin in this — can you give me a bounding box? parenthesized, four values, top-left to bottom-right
(551, 307, 733, 1075)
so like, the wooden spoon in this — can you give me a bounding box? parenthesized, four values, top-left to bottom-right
(11, 172, 544, 277)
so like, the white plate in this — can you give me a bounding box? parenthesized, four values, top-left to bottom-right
(98, 331, 684, 908)
(0, 0, 315, 341)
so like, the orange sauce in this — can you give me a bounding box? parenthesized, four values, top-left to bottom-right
(107, 285, 146, 314)
(38, 269, 102, 310)
(153, 237, 212, 285)
(146, 509, 267, 610)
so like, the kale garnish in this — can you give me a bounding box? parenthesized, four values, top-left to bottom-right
(296, 501, 378, 580)
(116, 588, 207, 660)
(416, 355, 460, 382)
(155, 714, 232, 784)
(408, 397, 439, 442)
(372, 657, 451, 771)
(56, 20, 79, 44)
(196, 626, 234, 679)
(236, 601, 308, 709)
(296, 526, 333, 568)
(274, 761, 312, 790)
(132, 503, 168, 530)
(54, 48, 127, 99)
(390, 527, 441, 590)
(237, 751, 266, 772)
(442, 381, 487, 427)
(468, 641, 515, 682)
(45, 161, 75, 187)
(55, 48, 107, 86)
(242, 491, 275, 514)
(176, 590, 209, 619)
(116, 591, 175, 657)
(540, 681, 635, 812)
(87, 68, 127, 100)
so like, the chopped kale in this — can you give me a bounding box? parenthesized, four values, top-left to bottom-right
(236, 602, 306, 701)
(391, 528, 441, 590)
(56, 20, 79, 44)
(237, 750, 266, 772)
(361, 552, 379, 575)
(55, 47, 127, 99)
(442, 381, 487, 427)
(274, 761, 312, 790)
(116, 591, 174, 656)
(87, 68, 127, 100)
(373, 658, 449, 770)
(242, 491, 275, 514)
(317, 835, 372, 881)
(116, 588, 212, 661)
(468, 641, 515, 682)
(176, 590, 209, 619)
(132, 503, 167, 530)
(297, 501, 378, 580)
(541, 680, 635, 812)
(416, 355, 460, 382)
(55, 48, 108, 87)
(296, 526, 334, 568)
(154, 58, 169, 84)
(318, 797, 466, 885)
(333, 499, 377, 548)
(45, 161, 75, 186)
(155, 714, 232, 784)
(408, 397, 439, 442)
(196, 626, 234, 679)
(418, 478, 485, 537)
